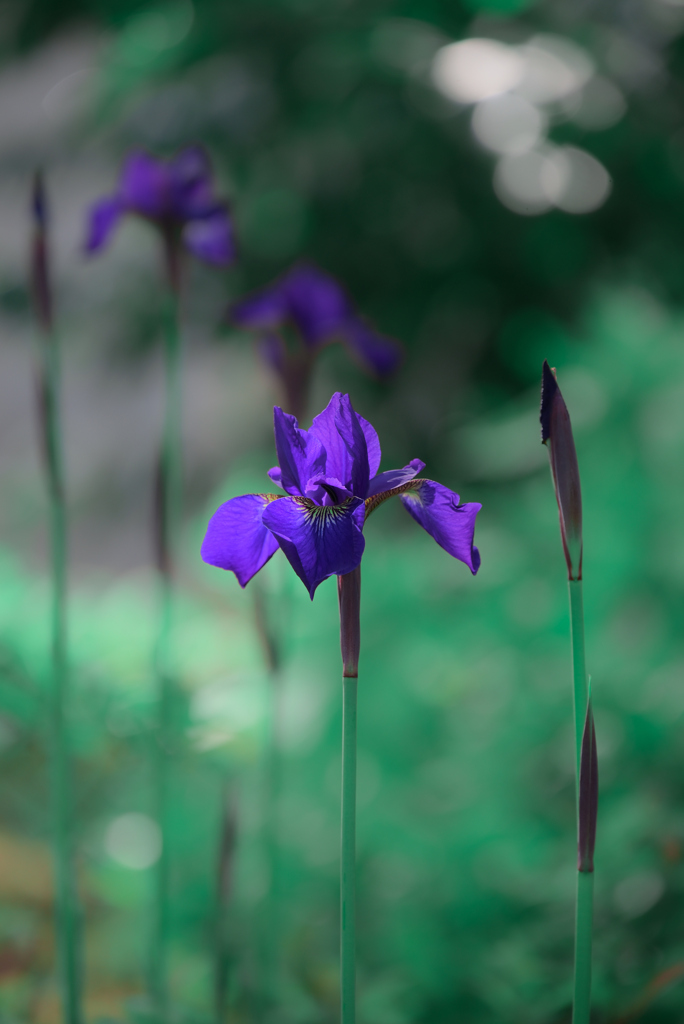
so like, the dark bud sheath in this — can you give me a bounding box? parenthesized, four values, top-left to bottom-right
(577, 698, 598, 873)
(540, 360, 583, 580)
(338, 566, 361, 678)
(31, 171, 53, 335)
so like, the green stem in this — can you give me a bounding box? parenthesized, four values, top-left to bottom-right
(573, 872, 595, 1024)
(341, 674, 357, 1024)
(262, 670, 281, 1014)
(150, 287, 182, 1016)
(568, 580, 593, 1024)
(44, 333, 83, 1024)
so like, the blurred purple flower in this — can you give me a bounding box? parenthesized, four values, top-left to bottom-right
(202, 392, 481, 598)
(85, 146, 235, 269)
(231, 265, 402, 419)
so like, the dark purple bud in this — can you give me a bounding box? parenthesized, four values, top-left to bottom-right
(540, 360, 582, 580)
(31, 171, 52, 335)
(577, 698, 598, 873)
(338, 566, 361, 679)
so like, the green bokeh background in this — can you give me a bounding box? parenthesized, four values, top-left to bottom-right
(1, 0, 684, 1022)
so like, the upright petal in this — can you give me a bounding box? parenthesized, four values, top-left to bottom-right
(283, 264, 352, 346)
(201, 493, 280, 587)
(183, 207, 235, 265)
(309, 393, 374, 496)
(367, 459, 425, 497)
(262, 495, 365, 598)
(273, 407, 326, 495)
(400, 480, 481, 574)
(119, 151, 170, 218)
(335, 393, 370, 498)
(343, 319, 403, 377)
(85, 196, 123, 253)
(169, 145, 216, 218)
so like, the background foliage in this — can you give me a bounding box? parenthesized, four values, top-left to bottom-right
(1, 0, 684, 1021)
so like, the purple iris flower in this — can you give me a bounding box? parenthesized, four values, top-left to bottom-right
(85, 146, 235, 268)
(231, 264, 402, 419)
(202, 392, 481, 598)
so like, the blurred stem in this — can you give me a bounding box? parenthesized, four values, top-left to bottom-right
(262, 669, 282, 1017)
(573, 872, 594, 1024)
(42, 327, 83, 1024)
(150, 277, 182, 1017)
(568, 580, 593, 1024)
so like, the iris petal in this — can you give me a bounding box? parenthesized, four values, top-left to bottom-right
(119, 151, 169, 218)
(201, 493, 280, 587)
(169, 145, 216, 218)
(400, 480, 481, 574)
(232, 282, 289, 330)
(367, 459, 425, 497)
(273, 407, 327, 495)
(283, 264, 352, 346)
(309, 393, 376, 495)
(343, 319, 403, 378)
(85, 196, 123, 253)
(183, 207, 235, 265)
(262, 495, 365, 598)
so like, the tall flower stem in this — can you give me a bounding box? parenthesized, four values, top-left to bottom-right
(568, 579, 593, 1024)
(32, 174, 83, 1024)
(150, 240, 182, 1016)
(338, 567, 360, 1024)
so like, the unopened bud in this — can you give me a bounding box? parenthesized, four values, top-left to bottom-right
(540, 360, 583, 580)
(578, 697, 598, 873)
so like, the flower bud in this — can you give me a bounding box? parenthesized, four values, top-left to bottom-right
(540, 360, 583, 580)
(577, 697, 598, 873)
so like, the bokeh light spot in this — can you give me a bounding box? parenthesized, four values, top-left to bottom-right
(105, 813, 162, 870)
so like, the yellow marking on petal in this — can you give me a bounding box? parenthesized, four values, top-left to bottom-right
(364, 479, 426, 521)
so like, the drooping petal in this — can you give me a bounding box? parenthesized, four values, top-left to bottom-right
(343, 319, 403, 377)
(273, 407, 326, 495)
(183, 207, 235, 265)
(308, 393, 374, 496)
(400, 480, 481, 574)
(119, 151, 170, 218)
(283, 264, 352, 347)
(367, 459, 425, 497)
(85, 196, 124, 253)
(262, 495, 366, 598)
(169, 145, 216, 218)
(201, 493, 280, 587)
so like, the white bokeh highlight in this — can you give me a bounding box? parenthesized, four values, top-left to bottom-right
(432, 31, 617, 217)
(431, 39, 525, 103)
(105, 813, 162, 870)
(472, 94, 546, 156)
